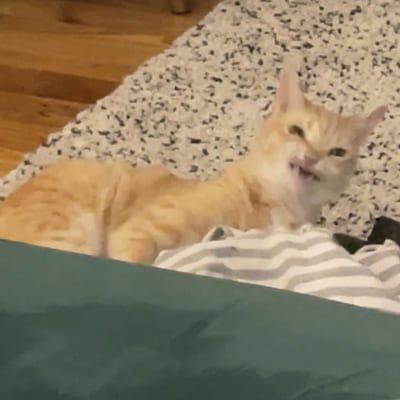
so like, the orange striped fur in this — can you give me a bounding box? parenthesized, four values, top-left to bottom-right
(0, 67, 387, 264)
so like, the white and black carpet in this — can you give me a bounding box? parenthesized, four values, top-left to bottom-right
(1, 0, 399, 237)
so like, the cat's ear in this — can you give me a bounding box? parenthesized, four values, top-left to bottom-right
(364, 105, 388, 133)
(272, 65, 304, 114)
(354, 105, 388, 145)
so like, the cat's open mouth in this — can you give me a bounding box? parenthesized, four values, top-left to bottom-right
(289, 162, 320, 182)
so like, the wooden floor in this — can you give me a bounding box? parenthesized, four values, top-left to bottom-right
(0, 0, 220, 176)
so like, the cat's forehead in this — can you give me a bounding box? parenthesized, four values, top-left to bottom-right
(290, 106, 356, 137)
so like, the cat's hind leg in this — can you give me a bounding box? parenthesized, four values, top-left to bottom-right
(1, 210, 105, 257)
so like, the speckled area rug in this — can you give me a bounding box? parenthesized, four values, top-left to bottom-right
(1, 0, 399, 237)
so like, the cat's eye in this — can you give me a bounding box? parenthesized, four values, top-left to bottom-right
(288, 125, 304, 138)
(328, 148, 347, 157)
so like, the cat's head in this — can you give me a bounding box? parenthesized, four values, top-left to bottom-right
(254, 65, 387, 210)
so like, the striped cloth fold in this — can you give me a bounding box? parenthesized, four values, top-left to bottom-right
(154, 225, 400, 315)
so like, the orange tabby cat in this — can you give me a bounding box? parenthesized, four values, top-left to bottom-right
(0, 66, 387, 264)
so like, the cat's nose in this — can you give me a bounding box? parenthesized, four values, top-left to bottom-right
(303, 154, 319, 167)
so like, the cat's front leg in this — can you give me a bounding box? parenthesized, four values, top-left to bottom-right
(108, 228, 158, 265)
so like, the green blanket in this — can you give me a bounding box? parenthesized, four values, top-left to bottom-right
(0, 239, 400, 399)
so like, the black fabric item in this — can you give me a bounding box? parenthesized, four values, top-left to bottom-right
(368, 216, 400, 246)
(335, 216, 400, 253)
(333, 233, 368, 254)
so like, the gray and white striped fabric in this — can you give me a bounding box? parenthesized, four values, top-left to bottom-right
(154, 225, 400, 315)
